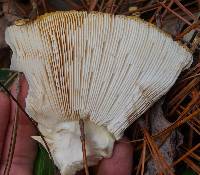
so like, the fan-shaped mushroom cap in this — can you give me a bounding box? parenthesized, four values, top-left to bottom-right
(6, 11, 192, 175)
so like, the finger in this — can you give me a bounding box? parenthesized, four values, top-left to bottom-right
(1, 75, 38, 175)
(97, 138, 133, 175)
(0, 92, 11, 159)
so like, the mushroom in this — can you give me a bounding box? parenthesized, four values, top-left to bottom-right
(5, 11, 192, 175)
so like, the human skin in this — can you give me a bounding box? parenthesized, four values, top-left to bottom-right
(0, 75, 133, 175)
(0, 75, 38, 175)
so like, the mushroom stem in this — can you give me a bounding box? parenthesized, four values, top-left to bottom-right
(79, 119, 90, 175)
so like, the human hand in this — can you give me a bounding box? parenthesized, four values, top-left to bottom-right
(0, 76, 133, 175)
(0, 75, 37, 175)
(97, 138, 133, 175)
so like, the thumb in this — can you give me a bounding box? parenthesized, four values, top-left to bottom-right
(0, 75, 38, 175)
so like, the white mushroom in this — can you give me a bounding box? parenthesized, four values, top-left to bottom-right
(5, 11, 192, 175)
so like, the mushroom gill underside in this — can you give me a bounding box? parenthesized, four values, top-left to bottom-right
(5, 11, 192, 175)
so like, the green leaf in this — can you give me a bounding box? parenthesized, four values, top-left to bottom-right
(34, 144, 55, 175)
(0, 69, 18, 91)
(181, 168, 197, 175)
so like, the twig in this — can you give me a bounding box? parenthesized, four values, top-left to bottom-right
(154, 108, 200, 138)
(172, 143, 200, 167)
(168, 79, 199, 107)
(181, 145, 200, 161)
(158, 1, 192, 26)
(187, 121, 200, 135)
(161, 0, 174, 19)
(144, 128, 175, 175)
(136, 142, 143, 175)
(136, 139, 146, 175)
(149, 6, 162, 23)
(173, 0, 197, 21)
(183, 157, 200, 173)
(79, 119, 89, 175)
(168, 90, 199, 118)
(120, 106, 200, 144)
(178, 73, 200, 83)
(175, 20, 200, 40)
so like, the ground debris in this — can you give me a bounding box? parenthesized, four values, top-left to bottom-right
(145, 100, 183, 175)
